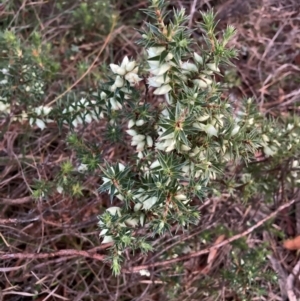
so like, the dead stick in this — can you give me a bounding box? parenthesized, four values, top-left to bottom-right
(0, 249, 105, 262)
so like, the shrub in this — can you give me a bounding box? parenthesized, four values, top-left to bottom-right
(2, 1, 300, 296)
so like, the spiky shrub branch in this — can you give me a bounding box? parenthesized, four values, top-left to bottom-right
(94, 0, 264, 274)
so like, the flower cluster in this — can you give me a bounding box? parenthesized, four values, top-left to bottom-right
(29, 105, 52, 130)
(110, 56, 142, 91)
(0, 97, 10, 114)
(146, 47, 173, 95)
(62, 97, 103, 127)
(126, 128, 153, 154)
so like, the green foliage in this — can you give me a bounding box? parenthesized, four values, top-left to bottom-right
(222, 244, 276, 300)
(71, 0, 114, 37)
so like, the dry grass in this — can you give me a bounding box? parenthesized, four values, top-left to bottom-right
(1, 0, 300, 300)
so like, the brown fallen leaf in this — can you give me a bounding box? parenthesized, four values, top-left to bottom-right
(200, 234, 226, 275)
(207, 234, 226, 265)
(283, 235, 300, 250)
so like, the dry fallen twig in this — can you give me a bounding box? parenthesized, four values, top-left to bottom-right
(286, 259, 300, 301)
(268, 255, 288, 300)
(0, 248, 106, 262)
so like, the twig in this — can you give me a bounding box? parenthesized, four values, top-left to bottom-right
(267, 255, 288, 300)
(286, 259, 300, 301)
(124, 198, 296, 273)
(188, 0, 198, 29)
(0, 248, 105, 262)
(0, 216, 40, 225)
(0, 196, 32, 205)
(295, 189, 300, 234)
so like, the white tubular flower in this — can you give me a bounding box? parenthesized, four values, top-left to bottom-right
(159, 132, 174, 140)
(114, 76, 124, 88)
(126, 129, 138, 136)
(193, 77, 212, 88)
(0, 79, 8, 85)
(147, 46, 165, 58)
(181, 61, 198, 73)
(109, 98, 122, 110)
(131, 139, 141, 146)
(134, 202, 143, 211)
(181, 165, 189, 174)
(42, 106, 52, 115)
(165, 52, 173, 61)
(194, 52, 203, 64)
(139, 269, 150, 277)
(120, 86, 132, 95)
(128, 119, 135, 128)
(156, 138, 176, 152)
(136, 141, 145, 152)
(205, 124, 218, 137)
(197, 114, 210, 122)
(0, 102, 10, 113)
(151, 63, 172, 76)
(78, 163, 88, 172)
(142, 196, 158, 210)
(106, 206, 122, 216)
(110, 84, 117, 92)
(146, 135, 153, 147)
(79, 97, 87, 105)
(35, 118, 46, 130)
(207, 63, 220, 73)
(165, 139, 176, 152)
(148, 75, 170, 88)
(180, 144, 191, 151)
(153, 84, 172, 95)
(231, 125, 240, 136)
(150, 159, 160, 169)
(1, 68, 9, 75)
(110, 64, 125, 75)
(155, 141, 165, 151)
(174, 194, 187, 201)
(121, 56, 129, 67)
(262, 134, 269, 143)
(135, 119, 145, 126)
(101, 235, 114, 244)
(147, 60, 160, 70)
(125, 218, 139, 227)
(115, 194, 124, 201)
(84, 113, 92, 123)
(125, 61, 136, 72)
(20, 111, 28, 121)
(72, 116, 84, 128)
(132, 134, 145, 142)
(125, 72, 142, 85)
(56, 186, 63, 194)
(263, 145, 277, 157)
(100, 91, 107, 99)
